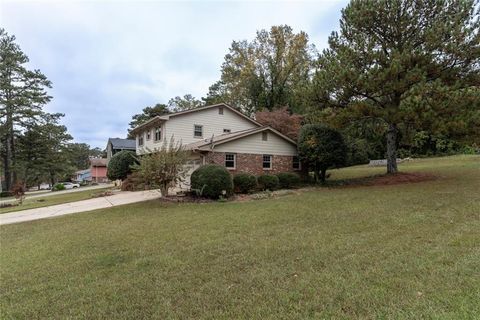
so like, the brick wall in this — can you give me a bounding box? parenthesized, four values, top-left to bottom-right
(204, 151, 300, 176)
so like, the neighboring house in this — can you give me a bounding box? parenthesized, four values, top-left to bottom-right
(73, 169, 91, 183)
(90, 158, 108, 183)
(106, 138, 136, 161)
(130, 103, 300, 186)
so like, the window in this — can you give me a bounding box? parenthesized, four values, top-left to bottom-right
(138, 135, 144, 146)
(194, 125, 203, 138)
(263, 155, 272, 169)
(292, 156, 300, 170)
(154, 127, 162, 141)
(223, 128, 231, 133)
(146, 130, 151, 140)
(219, 107, 224, 115)
(262, 132, 268, 141)
(225, 153, 236, 169)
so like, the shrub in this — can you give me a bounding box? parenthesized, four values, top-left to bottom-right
(191, 164, 233, 199)
(257, 174, 279, 191)
(276, 172, 301, 189)
(233, 173, 257, 194)
(0, 191, 13, 198)
(298, 124, 347, 182)
(107, 150, 137, 181)
(52, 183, 66, 191)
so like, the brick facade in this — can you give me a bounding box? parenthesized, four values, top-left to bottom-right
(204, 151, 300, 176)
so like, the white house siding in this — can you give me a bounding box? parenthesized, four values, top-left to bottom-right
(136, 124, 166, 154)
(165, 107, 259, 146)
(213, 131, 298, 156)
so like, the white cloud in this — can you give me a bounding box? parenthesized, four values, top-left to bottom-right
(1, 0, 347, 148)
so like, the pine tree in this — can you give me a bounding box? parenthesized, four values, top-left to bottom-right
(0, 29, 52, 190)
(311, 0, 479, 173)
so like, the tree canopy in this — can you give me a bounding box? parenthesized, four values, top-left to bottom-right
(207, 25, 315, 115)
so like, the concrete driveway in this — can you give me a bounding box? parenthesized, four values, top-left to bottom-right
(0, 190, 161, 225)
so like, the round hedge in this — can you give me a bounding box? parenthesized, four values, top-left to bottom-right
(257, 174, 280, 191)
(190, 164, 233, 199)
(233, 173, 257, 194)
(276, 172, 301, 189)
(107, 150, 137, 181)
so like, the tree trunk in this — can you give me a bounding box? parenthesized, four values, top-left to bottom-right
(320, 168, 327, 183)
(386, 123, 398, 174)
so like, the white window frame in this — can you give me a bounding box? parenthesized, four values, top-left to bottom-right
(225, 153, 236, 170)
(219, 106, 224, 115)
(262, 154, 272, 170)
(194, 124, 203, 138)
(146, 129, 151, 140)
(138, 134, 144, 147)
(154, 126, 162, 142)
(262, 131, 268, 141)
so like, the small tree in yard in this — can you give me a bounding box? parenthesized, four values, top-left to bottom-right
(298, 124, 347, 183)
(132, 137, 189, 196)
(107, 150, 137, 181)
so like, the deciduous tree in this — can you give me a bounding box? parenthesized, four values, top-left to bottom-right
(298, 124, 347, 182)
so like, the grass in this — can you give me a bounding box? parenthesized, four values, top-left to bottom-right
(1, 155, 479, 319)
(0, 187, 113, 213)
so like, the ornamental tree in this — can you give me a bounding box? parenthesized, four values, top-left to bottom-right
(311, 0, 479, 173)
(298, 124, 347, 182)
(132, 137, 189, 196)
(106, 150, 137, 181)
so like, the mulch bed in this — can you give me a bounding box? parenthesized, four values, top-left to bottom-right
(336, 172, 438, 188)
(367, 172, 437, 186)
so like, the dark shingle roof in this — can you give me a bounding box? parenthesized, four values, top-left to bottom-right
(108, 138, 136, 150)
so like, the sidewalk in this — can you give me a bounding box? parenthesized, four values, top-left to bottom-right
(0, 190, 161, 225)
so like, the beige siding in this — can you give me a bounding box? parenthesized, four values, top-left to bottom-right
(136, 106, 258, 154)
(164, 106, 257, 145)
(213, 132, 297, 156)
(136, 125, 165, 154)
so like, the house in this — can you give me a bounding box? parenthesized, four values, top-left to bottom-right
(106, 138, 136, 161)
(130, 103, 300, 186)
(90, 158, 108, 183)
(73, 169, 91, 183)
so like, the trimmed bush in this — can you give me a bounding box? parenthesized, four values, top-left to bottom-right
(257, 174, 279, 191)
(0, 191, 13, 198)
(107, 150, 137, 181)
(190, 164, 233, 199)
(233, 173, 257, 194)
(52, 183, 65, 191)
(276, 172, 301, 189)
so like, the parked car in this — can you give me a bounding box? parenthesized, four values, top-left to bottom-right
(59, 182, 80, 189)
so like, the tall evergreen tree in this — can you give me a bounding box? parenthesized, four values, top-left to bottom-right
(0, 28, 52, 190)
(311, 0, 479, 173)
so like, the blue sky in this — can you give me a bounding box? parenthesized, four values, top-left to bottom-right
(1, 0, 348, 148)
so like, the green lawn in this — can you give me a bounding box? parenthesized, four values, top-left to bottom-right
(1, 155, 479, 319)
(0, 187, 113, 213)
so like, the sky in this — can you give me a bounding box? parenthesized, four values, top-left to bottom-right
(1, 0, 348, 148)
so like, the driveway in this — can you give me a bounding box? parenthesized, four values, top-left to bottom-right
(0, 190, 161, 225)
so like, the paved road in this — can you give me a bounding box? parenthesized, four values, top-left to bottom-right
(0, 190, 161, 225)
(1, 184, 114, 204)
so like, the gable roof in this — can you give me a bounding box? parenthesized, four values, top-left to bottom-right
(90, 158, 108, 167)
(130, 103, 261, 134)
(108, 138, 136, 150)
(184, 126, 297, 151)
